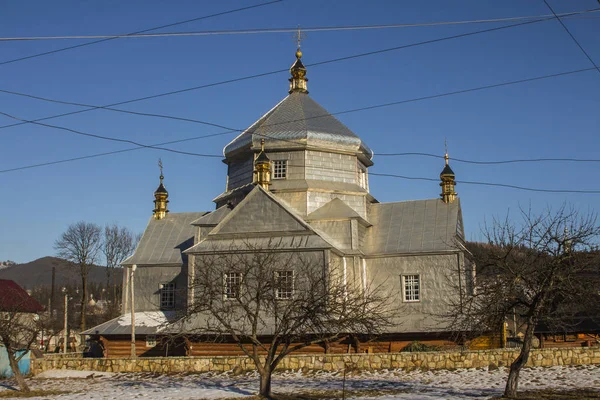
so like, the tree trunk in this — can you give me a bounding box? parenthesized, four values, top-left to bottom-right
(504, 318, 537, 398)
(6, 347, 30, 392)
(259, 368, 273, 399)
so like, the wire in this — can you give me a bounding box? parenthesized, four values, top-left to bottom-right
(1, 10, 598, 41)
(370, 172, 600, 194)
(2, 7, 599, 132)
(0, 1, 283, 67)
(0, 110, 222, 158)
(543, 0, 600, 75)
(376, 153, 600, 164)
(0, 87, 238, 132)
(2, 65, 598, 171)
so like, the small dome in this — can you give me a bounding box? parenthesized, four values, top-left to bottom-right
(255, 150, 270, 163)
(155, 175, 168, 195)
(440, 164, 455, 178)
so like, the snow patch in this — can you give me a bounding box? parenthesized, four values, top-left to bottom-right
(34, 369, 115, 379)
(116, 311, 173, 328)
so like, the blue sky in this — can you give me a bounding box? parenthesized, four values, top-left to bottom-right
(1, 0, 599, 263)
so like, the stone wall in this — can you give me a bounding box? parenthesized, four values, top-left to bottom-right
(31, 347, 600, 375)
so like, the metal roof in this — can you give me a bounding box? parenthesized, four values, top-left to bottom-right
(82, 311, 179, 335)
(307, 197, 371, 226)
(123, 212, 207, 266)
(191, 204, 234, 226)
(223, 92, 372, 158)
(364, 199, 463, 255)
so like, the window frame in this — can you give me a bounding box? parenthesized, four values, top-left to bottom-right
(274, 270, 294, 300)
(401, 274, 421, 303)
(223, 272, 243, 300)
(146, 334, 157, 347)
(272, 160, 288, 180)
(159, 282, 176, 309)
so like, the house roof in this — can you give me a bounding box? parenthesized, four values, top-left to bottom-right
(123, 212, 207, 266)
(223, 92, 372, 159)
(364, 198, 463, 255)
(0, 279, 44, 313)
(82, 311, 178, 335)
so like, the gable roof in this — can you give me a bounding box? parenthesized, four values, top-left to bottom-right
(186, 186, 340, 254)
(209, 186, 311, 236)
(223, 92, 372, 159)
(364, 198, 463, 255)
(307, 198, 371, 226)
(123, 212, 207, 266)
(0, 279, 44, 313)
(191, 204, 234, 226)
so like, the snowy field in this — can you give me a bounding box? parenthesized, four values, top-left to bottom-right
(0, 365, 599, 399)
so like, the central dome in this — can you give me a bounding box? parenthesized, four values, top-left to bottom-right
(223, 91, 372, 160)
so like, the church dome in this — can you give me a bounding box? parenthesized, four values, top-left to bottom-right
(223, 91, 372, 160)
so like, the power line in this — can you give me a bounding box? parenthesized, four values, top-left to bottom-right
(543, 0, 600, 75)
(376, 152, 600, 164)
(2, 6, 599, 133)
(1, 11, 598, 41)
(0, 110, 222, 158)
(370, 172, 600, 194)
(2, 65, 598, 171)
(0, 1, 283, 67)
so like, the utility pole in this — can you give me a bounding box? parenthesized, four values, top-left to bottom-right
(62, 287, 68, 355)
(130, 265, 137, 358)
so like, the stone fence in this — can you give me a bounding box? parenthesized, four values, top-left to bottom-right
(31, 347, 600, 375)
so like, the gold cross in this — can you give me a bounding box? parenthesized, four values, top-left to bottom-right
(293, 25, 306, 49)
(158, 158, 163, 176)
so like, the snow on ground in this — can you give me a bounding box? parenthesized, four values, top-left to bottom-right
(0, 365, 598, 399)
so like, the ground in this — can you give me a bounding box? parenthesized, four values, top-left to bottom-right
(0, 365, 598, 399)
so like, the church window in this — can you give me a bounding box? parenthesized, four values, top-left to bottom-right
(402, 274, 420, 302)
(160, 283, 175, 309)
(275, 270, 294, 299)
(273, 160, 288, 179)
(224, 272, 242, 299)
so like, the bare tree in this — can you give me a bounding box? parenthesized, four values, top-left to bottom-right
(55, 221, 102, 332)
(179, 241, 394, 398)
(0, 282, 44, 392)
(447, 205, 600, 398)
(103, 224, 138, 303)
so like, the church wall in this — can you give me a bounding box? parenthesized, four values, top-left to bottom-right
(307, 191, 367, 219)
(366, 253, 463, 333)
(271, 192, 307, 216)
(310, 220, 352, 250)
(305, 150, 356, 184)
(127, 265, 187, 312)
(269, 150, 305, 180)
(227, 157, 253, 191)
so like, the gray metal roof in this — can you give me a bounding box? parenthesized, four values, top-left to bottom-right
(186, 235, 334, 254)
(307, 197, 371, 226)
(82, 311, 179, 335)
(191, 204, 233, 226)
(223, 92, 372, 158)
(123, 212, 207, 266)
(364, 199, 463, 255)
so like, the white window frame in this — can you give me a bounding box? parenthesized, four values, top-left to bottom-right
(275, 270, 294, 300)
(401, 274, 421, 302)
(272, 160, 288, 179)
(224, 272, 243, 300)
(146, 335, 157, 347)
(159, 283, 176, 309)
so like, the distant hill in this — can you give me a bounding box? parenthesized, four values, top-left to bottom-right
(0, 256, 118, 290)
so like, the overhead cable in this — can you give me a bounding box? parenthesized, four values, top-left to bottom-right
(0, 0, 283, 66)
(2, 6, 599, 132)
(0, 10, 598, 41)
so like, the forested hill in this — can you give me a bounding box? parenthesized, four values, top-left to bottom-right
(0, 256, 118, 290)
